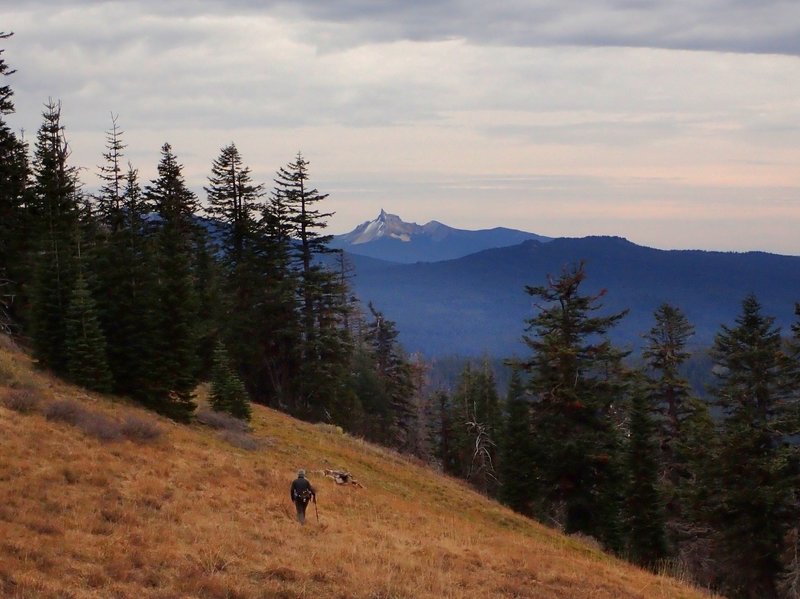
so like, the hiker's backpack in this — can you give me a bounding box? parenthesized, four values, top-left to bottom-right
(296, 488, 313, 504)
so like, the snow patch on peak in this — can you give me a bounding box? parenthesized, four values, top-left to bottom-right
(341, 210, 423, 244)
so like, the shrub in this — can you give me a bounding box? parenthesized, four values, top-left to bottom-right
(120, 415, 163, 443)
(44, 398, 87, 425)
(196, 408, 250, 433)
(78, 411, 123, 442)
(45, 399, 127, 442)
(219, 430, 261, 451)
(1, 389, 40, 413)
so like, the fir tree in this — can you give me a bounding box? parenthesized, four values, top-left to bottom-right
(521, 262, 629, 551)
(272, 153, 350, 419)
(205, 142, 263, 268)
(64, 270, 112, 393)
(210, 340, 251, 421)
(29, 99, 81, 374)
(141, 143, 200, 421)
(0, 32, 32, 328)
(709, 295, 797, 599)
(642, 304, 696, 553)
(109, 165, 158, 397)
(247, 189, 300, 408)
(365, 303, 415, 450)
(499, 368, 533, 514)
(625, 375, 667, 567)
(94, 113, 125, 232)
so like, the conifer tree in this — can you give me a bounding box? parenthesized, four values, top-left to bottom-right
(365, 302, 415, 450)
(29, 99, 81, 373)
(247, 187, 300, 407)
(141, 143, 200, 421)
(521, 262, 629, 551)
(643, 304, 695, 471)
(674, 396, 720, 589)
(625, 375, 667, 567)
(708, 295, 797, 599)
(64, 269, 112, 393)
(272, 153, 351, 418)
(94, 114, 125, 232)
(0, 32, 32, 327)
(108, 165, 158, 397)
(209, 340, 251, 421)
(499, 368, 533, 514)
(205, 143, 263, 267)
(642, 303, 696, 554)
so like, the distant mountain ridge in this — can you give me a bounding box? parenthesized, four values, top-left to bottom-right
(331, 210, 550, 263)
(345, 235, 800, 357)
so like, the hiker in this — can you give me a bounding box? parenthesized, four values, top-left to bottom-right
(290, 469, 316, 524)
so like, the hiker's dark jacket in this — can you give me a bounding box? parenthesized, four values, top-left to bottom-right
(290, 478, 316, 503)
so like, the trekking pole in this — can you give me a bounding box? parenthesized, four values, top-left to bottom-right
(314, 496, 319, 523)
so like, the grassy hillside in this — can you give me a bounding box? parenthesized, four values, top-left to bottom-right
(0, 337, 714, 599)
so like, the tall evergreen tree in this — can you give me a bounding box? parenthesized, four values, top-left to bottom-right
(521, 262, 629, 551)
(205, 143, 263, 267)
(272, 153, 350, 418)
(107, 165, 159, 397)
(642, 304, 696, 553)
(29, 99, 81, 373)
(141, 143, 200, 421)
(274, 153, 331, 343)
(247, 187, 300, 408)
(625, 375, 668, 567)
(709, 295, 797, 599)
(0, 32, 31, 328)
(94, 114, 125, 232)
(499, 368, 533, 514)
(365, 303, 415, 450)
(643, 304, 695, 466)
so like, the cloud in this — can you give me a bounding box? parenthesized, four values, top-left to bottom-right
(2, 0, 800, 255)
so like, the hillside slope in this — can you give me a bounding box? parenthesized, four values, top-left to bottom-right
(0, 338, 713, 599)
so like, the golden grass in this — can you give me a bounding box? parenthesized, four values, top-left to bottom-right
(0, 340, 717, 598)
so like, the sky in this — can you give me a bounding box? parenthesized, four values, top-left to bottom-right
(2, 0, 800, 254)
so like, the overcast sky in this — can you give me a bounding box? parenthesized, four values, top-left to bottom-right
(3, 0, 800, 254)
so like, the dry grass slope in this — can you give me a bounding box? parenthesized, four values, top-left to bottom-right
(0, 337, 716, 599)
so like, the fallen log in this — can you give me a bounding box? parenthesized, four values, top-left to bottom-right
(322, 468, 364, 488)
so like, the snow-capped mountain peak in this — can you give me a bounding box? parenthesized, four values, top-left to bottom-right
(340, 210, 425, 245)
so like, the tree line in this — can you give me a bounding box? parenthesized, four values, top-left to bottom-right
(0, 34, 420, 448)
(3, 34, 800, 599)
(427, 264, 800, 599)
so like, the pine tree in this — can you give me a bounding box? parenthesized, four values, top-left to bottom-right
(365, 302, 415, 450)
(209, 340, 251, 421)
(141, 143, 200, 421)
(0, 32, 32, 328)
(674, 396, 720, 589)
(499, 368, 533, 514)
(94, 114, 125, 232)
(272, 153, 351, 419)
(625, 375, 667, 567)
(642, 303, 696, 554)
(29, 99, 81, 374)
(247, 189, 300, 407)
(109, 165, 158, 397)
(643, 304, 695, 470)
(205, 143, 263, 268)
(709, 295, 797, 599)
(64, 269, 112, 393)
(521, 262, 629, 551)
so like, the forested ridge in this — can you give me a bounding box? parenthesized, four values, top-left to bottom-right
(2, 33, 800, 598)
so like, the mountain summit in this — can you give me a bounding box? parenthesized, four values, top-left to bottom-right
(337, 209, 431, 245)
(332, 210, 549, 263)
